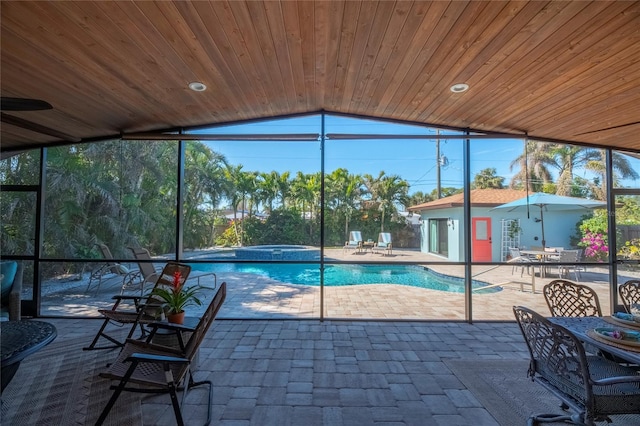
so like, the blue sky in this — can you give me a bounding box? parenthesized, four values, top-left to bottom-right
(191, 114, 639, 198)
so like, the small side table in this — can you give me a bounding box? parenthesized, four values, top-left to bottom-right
(151, 317, 199, 366)
(1, 320, 57, 392)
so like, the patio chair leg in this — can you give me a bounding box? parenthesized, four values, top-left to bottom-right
(185, 374, 214, 426)
(83, 318, 123, 350)
(165, 366, 185, 426)
(84, 318, 143, 351)
(96, 361, 138, 425)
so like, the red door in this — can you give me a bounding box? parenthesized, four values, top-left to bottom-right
(472, 217, 492, 261)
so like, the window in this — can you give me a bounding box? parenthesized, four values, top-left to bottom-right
(428, 218, 448, 256)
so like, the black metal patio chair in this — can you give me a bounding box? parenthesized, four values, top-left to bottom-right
(543, 279, 602, 318)
(513, 305, 640, 425)
(619, 279, 640, 314)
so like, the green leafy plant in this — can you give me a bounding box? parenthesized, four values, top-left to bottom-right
(507, 220, 522, 239)
(149, 270, 208, 314)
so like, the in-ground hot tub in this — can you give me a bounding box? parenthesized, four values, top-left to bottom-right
(234, 245, 320, 261)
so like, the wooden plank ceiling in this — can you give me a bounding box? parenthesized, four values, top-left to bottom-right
(1, 1, 639, 153)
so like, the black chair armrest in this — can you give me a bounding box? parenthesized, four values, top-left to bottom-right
(593, 375, 640, 386)
(111, 294, 144, 302)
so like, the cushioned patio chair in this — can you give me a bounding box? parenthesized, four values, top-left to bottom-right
(84, 262, 192, 350)
(343, 231, 363, 254)
(372, 232, 392, 256)
(513, 306, 640, 425)
(86, 243, 131, 293)
(618, 280, 640, 314)
(0, 260, 22, 321)
(96, 282, 226, 426)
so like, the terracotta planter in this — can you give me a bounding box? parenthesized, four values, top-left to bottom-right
(167, 311, 185, 324)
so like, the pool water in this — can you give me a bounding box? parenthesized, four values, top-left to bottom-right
(192, 263, 499, 294)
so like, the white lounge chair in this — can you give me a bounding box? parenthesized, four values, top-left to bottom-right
(343, 231, 363, 254)
(372, 232, 392, 256)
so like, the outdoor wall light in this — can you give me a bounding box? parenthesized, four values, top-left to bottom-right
(447, 218, 455, 229)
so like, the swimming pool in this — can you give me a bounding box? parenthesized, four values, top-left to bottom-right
(191, 263, 500, 294)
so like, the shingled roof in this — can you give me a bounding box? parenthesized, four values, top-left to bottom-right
(408, 189, 528, 212)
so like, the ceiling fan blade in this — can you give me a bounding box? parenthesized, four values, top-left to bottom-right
(1, 97, 53, 111)
(1, 113, 80, 142)
(575, 121, 640, 136)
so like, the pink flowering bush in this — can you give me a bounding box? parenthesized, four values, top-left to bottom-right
(580, 231, 608, 262)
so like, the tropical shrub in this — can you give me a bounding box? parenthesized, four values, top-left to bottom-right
(215, 221, 240, 247)
(580, 231, 608, 262)
(619, 238, 640, 261)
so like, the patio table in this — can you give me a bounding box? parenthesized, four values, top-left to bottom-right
(362, 241, 375, 253)
(1, 320, 57, 392)
(548, 316, 640, 365)
(521, 250, 558, 278)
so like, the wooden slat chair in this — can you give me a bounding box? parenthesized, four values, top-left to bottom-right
(619, 280, 640, 314)
(513, 306, 640, 425)
(96, 282, 226, 426)
(84, 262, 191, 350)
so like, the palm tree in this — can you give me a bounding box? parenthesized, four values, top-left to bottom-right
(183, 142, 228, 248)
(406, 191, 433, 208)
(472, 167, 505, 189)
(548, 145, 599, 196)
(223, 165, 257, 246)
(363, 171, 409, 232)
(256, 171, 280, 213)
(509, 140, 554, 191)
(585, 149, 639, 200)
(276, 171, 292, 209)
(291, 171, 321, 237)
(325, 168, 364, 241)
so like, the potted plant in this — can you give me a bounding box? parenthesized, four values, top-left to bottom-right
(149, 270, 208, 324)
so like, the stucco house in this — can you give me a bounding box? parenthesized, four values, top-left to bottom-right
(408, 189, 601, 262)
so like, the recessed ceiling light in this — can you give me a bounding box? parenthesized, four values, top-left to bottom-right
(188, 82, 207, 92)
(450, 83, 469, 93)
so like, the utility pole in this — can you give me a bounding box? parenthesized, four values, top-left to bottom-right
(436, 129, 441, 199)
